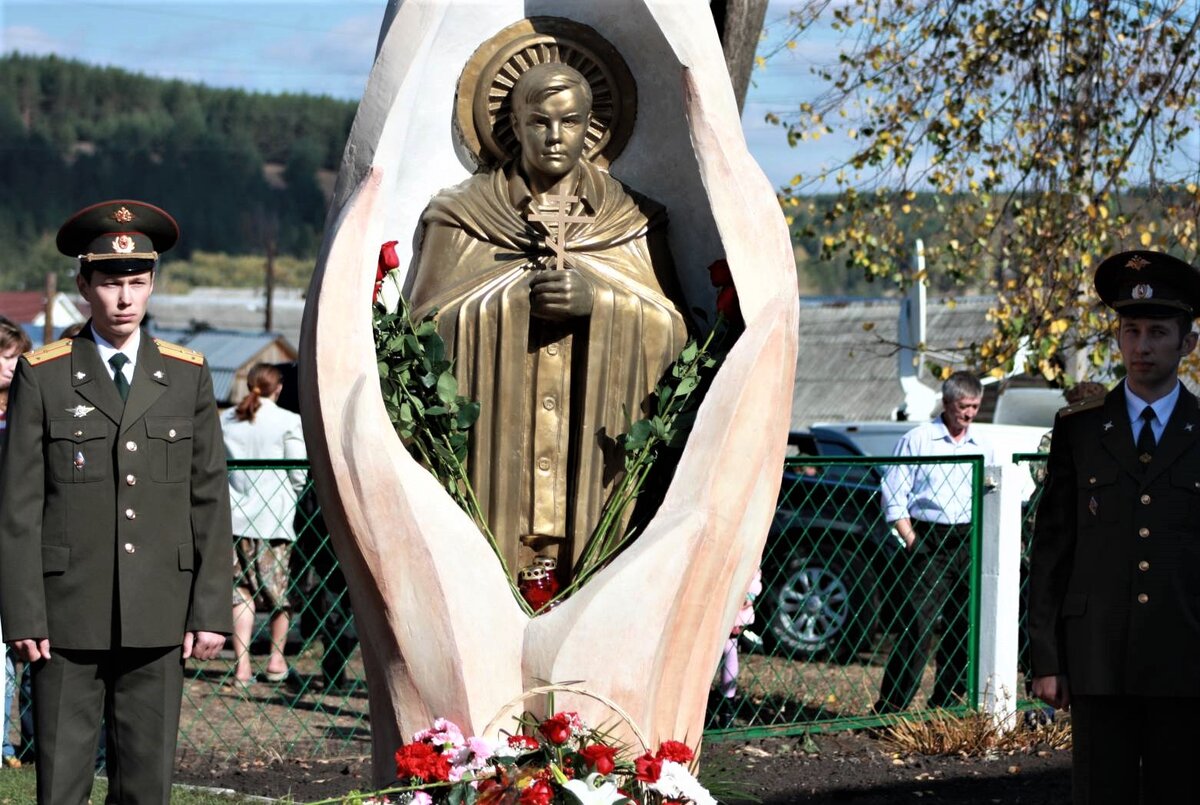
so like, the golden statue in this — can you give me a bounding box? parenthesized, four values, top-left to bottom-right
(408, 57, 689, 580)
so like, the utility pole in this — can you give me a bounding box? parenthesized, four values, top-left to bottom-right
(264, 238, 276, 333)
(43, 273, 56, 345)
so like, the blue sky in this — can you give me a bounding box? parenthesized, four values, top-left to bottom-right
(0, 0, 850, 190)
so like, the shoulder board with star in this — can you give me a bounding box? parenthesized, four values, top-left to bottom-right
(154, 339, 204, 366)
(1057, 396, 1106, 418)
(23, 338, 73, 367)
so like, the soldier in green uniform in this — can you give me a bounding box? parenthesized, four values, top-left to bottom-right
(1029, 250, 1200, 804)
(0, 200, 233, 804)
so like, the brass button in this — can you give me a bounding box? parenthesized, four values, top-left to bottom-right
(73, 430, 83, 437)
(1139, 527, 1150, 538)
(125, 441, 138, 452)
(126, 474, 136, 486)
(546, 344, 559, 356)
(1137, 593, 1149, 604)
(542, 397, 556, 411)
(537, 457, 551, 471)
(1088, 477, 1097, 484)
(125, 508, 136, 520)
(1140, 494, 1151, 505)
(1138, 560, 1150, 571)
(124, 543, 135, 554)
(168, 428, 177, 438)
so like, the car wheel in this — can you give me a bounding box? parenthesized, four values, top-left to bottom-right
(765, 554, 872, 661)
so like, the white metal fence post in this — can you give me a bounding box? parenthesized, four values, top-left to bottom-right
(977, 462, 1022, 728)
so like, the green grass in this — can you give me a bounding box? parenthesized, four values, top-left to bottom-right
(0, 767, 272, 803)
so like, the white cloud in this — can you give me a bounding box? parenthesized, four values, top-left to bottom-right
(2, 24, 71, 56)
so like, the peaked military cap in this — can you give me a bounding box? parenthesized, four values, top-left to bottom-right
(56, 199, 179, 274)
(1094, 249, 1200, 318)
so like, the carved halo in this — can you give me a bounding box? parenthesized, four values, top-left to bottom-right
(455, 17, 637, 169)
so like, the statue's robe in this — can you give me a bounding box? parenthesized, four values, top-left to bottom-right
(408, 160, 689, 579)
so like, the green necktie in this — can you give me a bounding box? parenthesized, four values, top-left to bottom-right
(1136, 405, 1156, 468)
(109, 353, 130, 402)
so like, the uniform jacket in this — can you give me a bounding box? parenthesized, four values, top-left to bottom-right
(1028, 382, 1200, 696)
(221, 398, 306, 543)
(0, 326, 233, 650)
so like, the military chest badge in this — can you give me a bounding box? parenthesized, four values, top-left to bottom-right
(153, 370, 164, 379)
(1088, 496, 1098, 517)
(74, 372, 86, 380)
(73, 451, 85, 470)
(66, 405, 94, 418)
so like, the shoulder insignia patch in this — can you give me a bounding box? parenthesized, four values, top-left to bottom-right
(154, 339, 204, 366)
(24, 338, 73, 367)
(1058, 396, 1105, 417)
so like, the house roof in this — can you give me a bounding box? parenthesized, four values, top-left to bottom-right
(147, 326, 297, 402)
(792, 296, 995, 426)
(0, 292, 50, 324)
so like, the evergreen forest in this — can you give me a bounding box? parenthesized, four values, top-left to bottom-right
(0, 54, 355, 290)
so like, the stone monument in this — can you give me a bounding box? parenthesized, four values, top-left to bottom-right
(301, 1, 798, 787)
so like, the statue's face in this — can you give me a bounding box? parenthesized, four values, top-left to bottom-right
(512, 85, 591, 183)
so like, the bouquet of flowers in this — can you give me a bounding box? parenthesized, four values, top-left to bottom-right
(345, 712, 714, 805)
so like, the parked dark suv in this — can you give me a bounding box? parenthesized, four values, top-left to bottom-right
(760, 427, 909, 662)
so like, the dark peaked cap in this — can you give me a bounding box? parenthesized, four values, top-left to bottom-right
(56, 199, 179, 274)
(1094, 249, 1200, 318)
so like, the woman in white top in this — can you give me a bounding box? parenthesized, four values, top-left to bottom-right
(221, 363, 306, 685)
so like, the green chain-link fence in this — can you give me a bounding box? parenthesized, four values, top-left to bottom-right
(703, 454, 986, 739)
(4, 454, 1003, 761)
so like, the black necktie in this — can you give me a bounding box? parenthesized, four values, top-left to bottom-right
(109, 353, 130, 402)
(1136, 405, 1156, 467)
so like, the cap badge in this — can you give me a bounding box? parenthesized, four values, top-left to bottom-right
(111, 207, 135, 224)
(1132, 283, 1153, 300)
(112, 234, 136, 254)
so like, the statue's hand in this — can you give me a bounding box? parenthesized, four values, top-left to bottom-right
(529, 269, 594, 320)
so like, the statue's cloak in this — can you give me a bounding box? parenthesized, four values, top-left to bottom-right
(409, 160, 689, 575)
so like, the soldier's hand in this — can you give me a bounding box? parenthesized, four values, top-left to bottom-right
(183, 630, 226, 661)
(1031, 674, 1070, 711)
(10, 639, 49, 663)
(529, 270, 593, 320)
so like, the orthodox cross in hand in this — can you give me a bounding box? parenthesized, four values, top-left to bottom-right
(528, 193, 595, 270)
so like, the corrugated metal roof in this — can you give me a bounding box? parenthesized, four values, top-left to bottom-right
(182, 331, 294, 372)
(792, 296, 994, 426)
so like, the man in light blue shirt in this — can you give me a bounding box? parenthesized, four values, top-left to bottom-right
(874, 371, 995, 713)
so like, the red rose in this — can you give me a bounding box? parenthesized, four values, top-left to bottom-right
(519, 779, 554, 805)
(716, 284, 741, 322)
(634, 752, 662, 783)
(507, 734, 540, 752)
(394, 741, 452, 782)
(374, 240, 400, 303)
(655, 740, 694, 764)
(708, 258, 733, 288)
(579, 743, 616, 775)
(538, 713, 572, 745)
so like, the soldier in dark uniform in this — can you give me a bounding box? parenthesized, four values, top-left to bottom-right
(1029, 250, 1200, 804)
(0, 200, 233, 804)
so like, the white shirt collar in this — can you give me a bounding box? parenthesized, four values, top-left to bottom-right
(932, 415, 978, 446)
(91, 326, 140, 376)
(1124, 380, 1180, 427)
